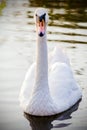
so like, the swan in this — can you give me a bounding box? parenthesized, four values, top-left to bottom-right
(19, 8, 82, 116)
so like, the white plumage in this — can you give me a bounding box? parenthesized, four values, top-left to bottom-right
(19, 8, 82, 116)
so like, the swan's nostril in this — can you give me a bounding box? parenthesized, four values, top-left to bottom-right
(39, 18, 42, 22)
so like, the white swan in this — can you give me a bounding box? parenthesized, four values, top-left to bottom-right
(19, 8, 82, 116)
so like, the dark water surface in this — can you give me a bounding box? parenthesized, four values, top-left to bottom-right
(0, 0, 87, 130)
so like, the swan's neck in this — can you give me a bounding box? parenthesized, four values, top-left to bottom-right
(34, 34, 49, 90)
(28, 31, 58, 116)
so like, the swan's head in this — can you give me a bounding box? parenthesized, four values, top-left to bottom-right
(34, 8, 48, 37)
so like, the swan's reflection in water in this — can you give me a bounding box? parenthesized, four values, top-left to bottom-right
(24, 100, 81, 130)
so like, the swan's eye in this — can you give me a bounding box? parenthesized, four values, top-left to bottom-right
(35, 14, 39, 23)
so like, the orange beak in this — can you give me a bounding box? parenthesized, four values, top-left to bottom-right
(37, 19, 45, 37)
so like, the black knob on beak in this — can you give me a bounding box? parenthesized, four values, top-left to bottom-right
(39, 13, 46, 22)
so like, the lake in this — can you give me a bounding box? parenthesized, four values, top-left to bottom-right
(0, 0, 87, 130)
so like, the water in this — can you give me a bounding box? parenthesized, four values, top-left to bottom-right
(0, 0, 87, 130)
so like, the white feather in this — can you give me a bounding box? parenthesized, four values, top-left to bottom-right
(19, 8, 82, 116)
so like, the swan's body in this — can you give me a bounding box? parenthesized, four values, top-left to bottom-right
(19, 8, 82, 116)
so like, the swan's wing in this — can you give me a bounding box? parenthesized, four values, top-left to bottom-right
(49, 62, 82, 111)
(49, 45, 82, 111)
(49, 46, 70, 67)
(19, 63, 36, 109)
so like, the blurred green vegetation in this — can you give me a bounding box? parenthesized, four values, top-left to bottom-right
(0, 0, 6, 15)
(29, 0, 87, 22)
(29, 0, 87, 8)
